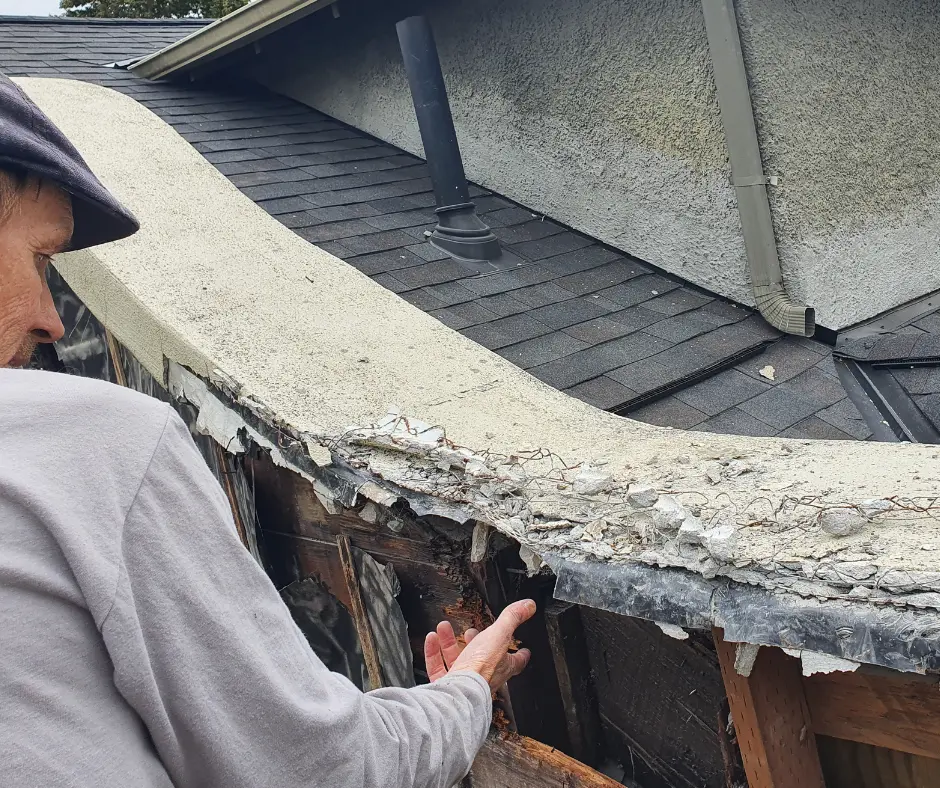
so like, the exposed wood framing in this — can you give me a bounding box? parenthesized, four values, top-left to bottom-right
(214, 443, 251, 550)
(805, 669, 940, 759)
(249, 458, 480, 655)
(470, 733, 622, 788)
(104, 329, 127, 387)
(713, 629, 825, 788)
(336, 534, 384, 690)
(816, 735, 940, 788)
(545, 601, 601, 766)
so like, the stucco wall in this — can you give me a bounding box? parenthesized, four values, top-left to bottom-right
(241, 0, 940, 330)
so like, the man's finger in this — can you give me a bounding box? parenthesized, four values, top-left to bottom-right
(463, 628, 479, 644)
(436, 621, 463, 669)
(490, 648, 533, 688)
(424, 631, 447, 682)
(507, 648, 531, 677)
(491, 599, 536, 642)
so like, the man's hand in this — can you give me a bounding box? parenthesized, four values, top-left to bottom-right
(423, 599, 535, 692)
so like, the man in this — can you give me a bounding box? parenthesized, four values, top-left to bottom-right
(0, 75, 533, 787)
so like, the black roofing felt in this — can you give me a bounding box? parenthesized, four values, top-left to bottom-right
(0, 18, 870, 440)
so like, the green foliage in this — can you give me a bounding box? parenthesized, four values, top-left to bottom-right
(59, 0, 250, 18)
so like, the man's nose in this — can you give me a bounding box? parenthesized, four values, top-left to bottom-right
(32, 283, 65, 344)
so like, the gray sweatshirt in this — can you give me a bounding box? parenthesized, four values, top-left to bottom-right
(0, 369, 491, 788)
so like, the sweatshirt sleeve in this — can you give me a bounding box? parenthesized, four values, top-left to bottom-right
(100, 409, 492, 788)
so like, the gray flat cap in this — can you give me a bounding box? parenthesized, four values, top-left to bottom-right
(0, 75, 139, 250)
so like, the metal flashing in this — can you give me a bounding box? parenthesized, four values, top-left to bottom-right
(840, 289, 940, 342)
(548, 555, 940, 674)
(837, 359, 940, 443)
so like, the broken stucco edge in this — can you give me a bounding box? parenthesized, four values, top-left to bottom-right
(162, 361, 940, 674)
(169, 362, 940, 607)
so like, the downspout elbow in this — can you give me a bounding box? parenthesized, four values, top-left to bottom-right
(753, 283, 815, 337)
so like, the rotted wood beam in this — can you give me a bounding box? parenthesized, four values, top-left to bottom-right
(337, 534, 384, 690)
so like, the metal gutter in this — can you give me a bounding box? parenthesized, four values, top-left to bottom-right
(130, 0, 337, 80)
(701, 0, 815, 337)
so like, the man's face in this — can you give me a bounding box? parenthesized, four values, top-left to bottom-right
(0, 182, 71, 368)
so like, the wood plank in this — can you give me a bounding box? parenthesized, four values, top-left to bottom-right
(805, 669, 940, 760)
(336, 534, 383, 690)
(469, 733, 622, 788)
(817, 735, 940, 788)
(713, 629, 825, 788)
(104, 329, 128, 387)
(261, 530, 471, 658)
(214, 442, 251, 550)
(545, 601, 601, 766)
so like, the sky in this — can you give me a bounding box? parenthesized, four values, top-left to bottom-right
(0, 0, 62, 15)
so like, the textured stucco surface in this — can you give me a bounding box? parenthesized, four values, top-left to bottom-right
(242, 0, 940, 329)
(738, 0, 940, 328)
(244, 0, 753, 308)
(21, 78, 940, 616)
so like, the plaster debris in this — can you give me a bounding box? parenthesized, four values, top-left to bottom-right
(726, 460, 752, 477)
(677, 517, 705, 546)
(654, 621, 689, 640)
(583, 519, 608, 540)
(573, 465, 612, 495)
(626, 484, 659, 509)
(860, 498, 893, 517)
(314, 488, 342, 515)
(358, 481, 399, 508)
(518, 544, 544, 576)
(734, 643, 760, 677)
(783, 648, 860, 676)
(653, 496, 686, 531)
(470, 523, 492, 563)
(305, 440, 333, 467)
(360, 501, 381, 524)
(759, 365, 776, 381)
(819, 508, 868, 537)
(703, 524, 738, 562)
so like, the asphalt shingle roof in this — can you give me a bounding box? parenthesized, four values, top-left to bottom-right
(0, 17, 866, 440)
(837, 306, 940, 437)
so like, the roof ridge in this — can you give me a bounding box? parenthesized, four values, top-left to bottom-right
(0, 17, 212, 25)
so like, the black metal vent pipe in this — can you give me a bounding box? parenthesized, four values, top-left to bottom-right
(396, 14, 500, 262)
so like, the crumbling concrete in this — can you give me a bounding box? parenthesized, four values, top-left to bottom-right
(24, 78, 940, 633)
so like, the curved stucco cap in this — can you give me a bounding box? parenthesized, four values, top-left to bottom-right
(19, 78, 940, 621)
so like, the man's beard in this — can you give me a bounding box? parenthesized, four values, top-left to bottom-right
(7, 336, 38, 368)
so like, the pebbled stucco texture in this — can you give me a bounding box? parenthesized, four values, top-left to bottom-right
(244, 0, 753, 308)
(242, 0, 940, 329)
